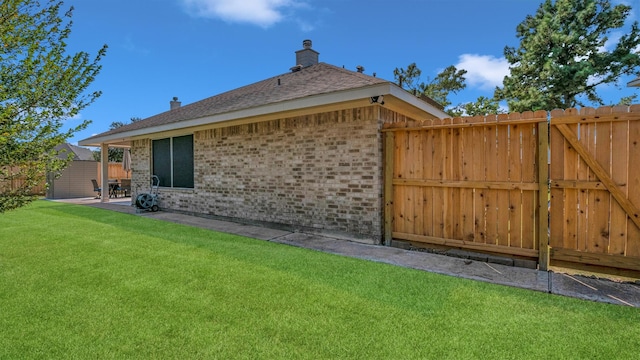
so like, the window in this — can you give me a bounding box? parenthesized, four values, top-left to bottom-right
(152, 134, 194, 188)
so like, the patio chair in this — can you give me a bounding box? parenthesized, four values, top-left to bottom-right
(91, 179, 101, 198)
(119, 178, 131, 197)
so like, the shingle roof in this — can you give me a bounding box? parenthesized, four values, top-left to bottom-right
(55, 143, 95, 161)
(89, 63, 390, 140)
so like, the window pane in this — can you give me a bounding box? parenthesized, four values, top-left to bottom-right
(172, 135, 194, 188)
(152, 138, 171, 187)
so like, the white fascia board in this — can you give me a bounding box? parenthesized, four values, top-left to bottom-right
(79, 83, 447, 146)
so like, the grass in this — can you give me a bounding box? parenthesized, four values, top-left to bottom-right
(0, 201, 639, 359)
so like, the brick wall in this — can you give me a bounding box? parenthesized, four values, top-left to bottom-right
(130, 138, 150, 200)
(132, 106, 388, 243)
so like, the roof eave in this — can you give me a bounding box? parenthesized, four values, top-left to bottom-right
(79, 83, 448, 147)
(387, 85, 450, 119)
(628, 76, 640, 87)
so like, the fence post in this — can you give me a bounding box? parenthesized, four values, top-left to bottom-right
(384, 131, 395, 246)
(537, 119, 550, 271)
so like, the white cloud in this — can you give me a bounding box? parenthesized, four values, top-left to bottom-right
(181, 0, 299, 28)
(455, 54, 510, 90)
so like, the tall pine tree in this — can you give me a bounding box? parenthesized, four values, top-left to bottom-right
(496, 0, 640, 112)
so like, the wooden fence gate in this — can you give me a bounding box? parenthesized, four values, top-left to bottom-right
(549, 106, 640, 275)
(383, 105, 640, 276)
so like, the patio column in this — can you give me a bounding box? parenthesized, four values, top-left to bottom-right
(100, 143, 109, 203)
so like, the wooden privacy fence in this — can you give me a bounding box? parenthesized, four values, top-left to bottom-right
(383, 105, 640, 275)
(0, 167, 47, 195)
(96, 162, 130, 186)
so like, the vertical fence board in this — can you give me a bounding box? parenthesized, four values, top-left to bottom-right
(451, 119, 462, 240)
(472, 117, 487, 243)
(384, 131, 394, 245)
(586, 121, 598, 253)
(521, 121, 537, 249)
(577, 109, 595, 251)
(394, 131, 407, 234)
(508, 119, 524, 248)
(402, 130, 413, 234)
(434, 119, 447, 239)
(566, 121, 581, 250)
(405, 132, 418, 235)
(422, 129, 434, 237)
(442, 118, 453, 239)
(413, 131, 424, 236)
(485, 121, 499, 245)
(538, 119, 550, 270)
(549, 121, 565, 250)
(610, 119, 629, 255)
(589, 119, 611, 254)
(496, 117, 510, 247)
(460, 121, 475, 242)
(627, 117, 640, 257)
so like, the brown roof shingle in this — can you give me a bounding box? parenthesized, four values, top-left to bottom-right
(91, 63, 389, 139)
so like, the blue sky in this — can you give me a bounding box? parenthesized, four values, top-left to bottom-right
(62, 0, 640, 145)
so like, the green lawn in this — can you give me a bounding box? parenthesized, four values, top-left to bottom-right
(1, 201, 638, 359)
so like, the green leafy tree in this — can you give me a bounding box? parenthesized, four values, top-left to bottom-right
(0, 0, 106, 212)
(495, 0, 640, 112)
(616, 94, 638, 106)
(394, 63, 467, 115)
(417, 65, 467, 110)
(450, 96, 505, 117)
(393, 63, 423, 95)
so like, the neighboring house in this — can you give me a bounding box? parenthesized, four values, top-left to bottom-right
(628, 76, 640, 87)
(46, 143, 98, 199)
(79, 40, 448, 243)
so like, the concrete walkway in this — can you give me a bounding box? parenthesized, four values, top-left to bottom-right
(58, 197, 640, 307)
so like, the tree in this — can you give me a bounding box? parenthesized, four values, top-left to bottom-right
(393, 63, 422, 95)
(0, 0, 106, 212)
(495, 0, 640, 112)
(92, 117, 141, 162)
(616, 94, 638, 106)
(450, 96, 505, 117)
(393, 63, 467, 114)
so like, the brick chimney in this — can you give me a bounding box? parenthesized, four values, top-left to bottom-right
(293, 39, 319, 70)
(170, 96, 181, 110)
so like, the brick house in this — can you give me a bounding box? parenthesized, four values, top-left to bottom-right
(80, 40, 448, 244)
